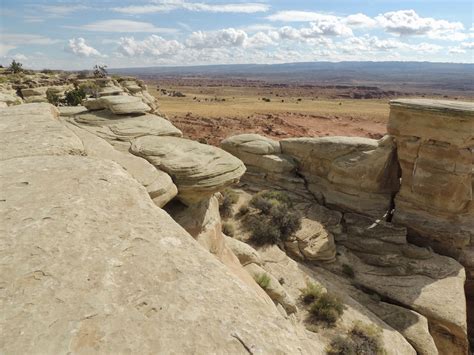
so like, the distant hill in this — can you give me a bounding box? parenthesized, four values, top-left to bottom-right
(110, 61, 474, 94)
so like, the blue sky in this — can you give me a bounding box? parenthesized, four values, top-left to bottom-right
(1, 0, 473, 69)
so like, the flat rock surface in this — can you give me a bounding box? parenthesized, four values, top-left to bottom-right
(390, 99, 474, 113)
(0, 155, 318, 354)
(0, 103, 84, 160)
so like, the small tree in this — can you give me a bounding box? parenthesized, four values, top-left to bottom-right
(93, 64, 108, 78)
(8, 60, 23, 74)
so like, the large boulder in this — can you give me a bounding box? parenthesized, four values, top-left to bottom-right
(280, 136, 400, 217)
(131, 136, 246, 204)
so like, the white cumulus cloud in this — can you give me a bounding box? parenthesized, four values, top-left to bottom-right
(186, 28, 248, 48)
(117, 35, 184, 57)
(376, 10, 465, 40)
(66, 38, 104, 57)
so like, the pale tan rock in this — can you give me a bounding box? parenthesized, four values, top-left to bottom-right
(131, 136, 246, 204)
(98, 85, 124, 97)
(67, 123, 177, 207)
(71, 110, 182, 146)
(286, 218, 336, 263)
(281, 135, 400, 217)
(0, 103, 84, 160)
(83, 98, 106, 111)
(245, 263, 298, 314)
(0, 155, 321, 354)
(388, 99, 474, 347)
(224, 236, 263, 266)
(258, 245, 416, 355)
(165, 195, 272, 304)
(24, 95, 48, 103)
(0, 91, 21, 105)
(222, 133, 281, 155)
(58, 105, 88, 116)
(100, 95, 151, 115)
(21, 86, 48, 97)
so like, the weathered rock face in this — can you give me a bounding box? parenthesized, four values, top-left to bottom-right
(132, 136, 246, 205)
(388, 99, 473, 255)
(1, 103, 323, 354)
(337, 212, 469, 354)
(256, 245, 417, 355)
(388, 99, 474, 345)
(281, 136, 400, 218)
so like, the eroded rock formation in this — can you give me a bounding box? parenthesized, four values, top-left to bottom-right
(1, 70, 472, 354)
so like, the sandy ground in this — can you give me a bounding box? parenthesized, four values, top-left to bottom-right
(149, 83, 398, 145)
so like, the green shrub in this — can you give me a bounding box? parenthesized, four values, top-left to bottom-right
(246, 190, 301, 245)
(309, 292, 344, 325)
(64, 87, 86, 106)
(342, 264, 355, 279)
(222, 222, 235, 237)
(255, 273, 271, 289)
(238, 204, 249, 216)
(327, 336, 356, 355)
(46, 89, 60, 106)
(326, 322, 385, 355)
(219, 189, 239, 218)
(300, 282, 324, 305)
(8, 60, 23, 73)
(350, 322, 385, 355)
(79, 81, 99, 98)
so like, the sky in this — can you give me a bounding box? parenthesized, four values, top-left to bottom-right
(0, 0, 473, 69)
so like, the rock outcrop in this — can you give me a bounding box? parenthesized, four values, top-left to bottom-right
(280, 135, 400, 217)
(132, 136, 246, 205)
(2, 69, 472, 354)
(1, 102, 324, 354)
(388, 98, 474, 346)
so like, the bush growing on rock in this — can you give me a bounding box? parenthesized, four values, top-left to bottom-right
(79, 81, 99, 98)
(300, 282, 324, 305)
(309, 292, 344, 325)
(64, 87, 86, 106)
(46, 89, 60, 106)
(222, 222, 235, 237)
(245, 190, 301, 245)
(300, 282, 345, 327)
(219, 188, 239, 218)
(255, 273, 271, 289)
(327, 322, 385, 355)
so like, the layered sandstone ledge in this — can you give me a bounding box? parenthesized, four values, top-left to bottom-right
(1, 72, 472, 355)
